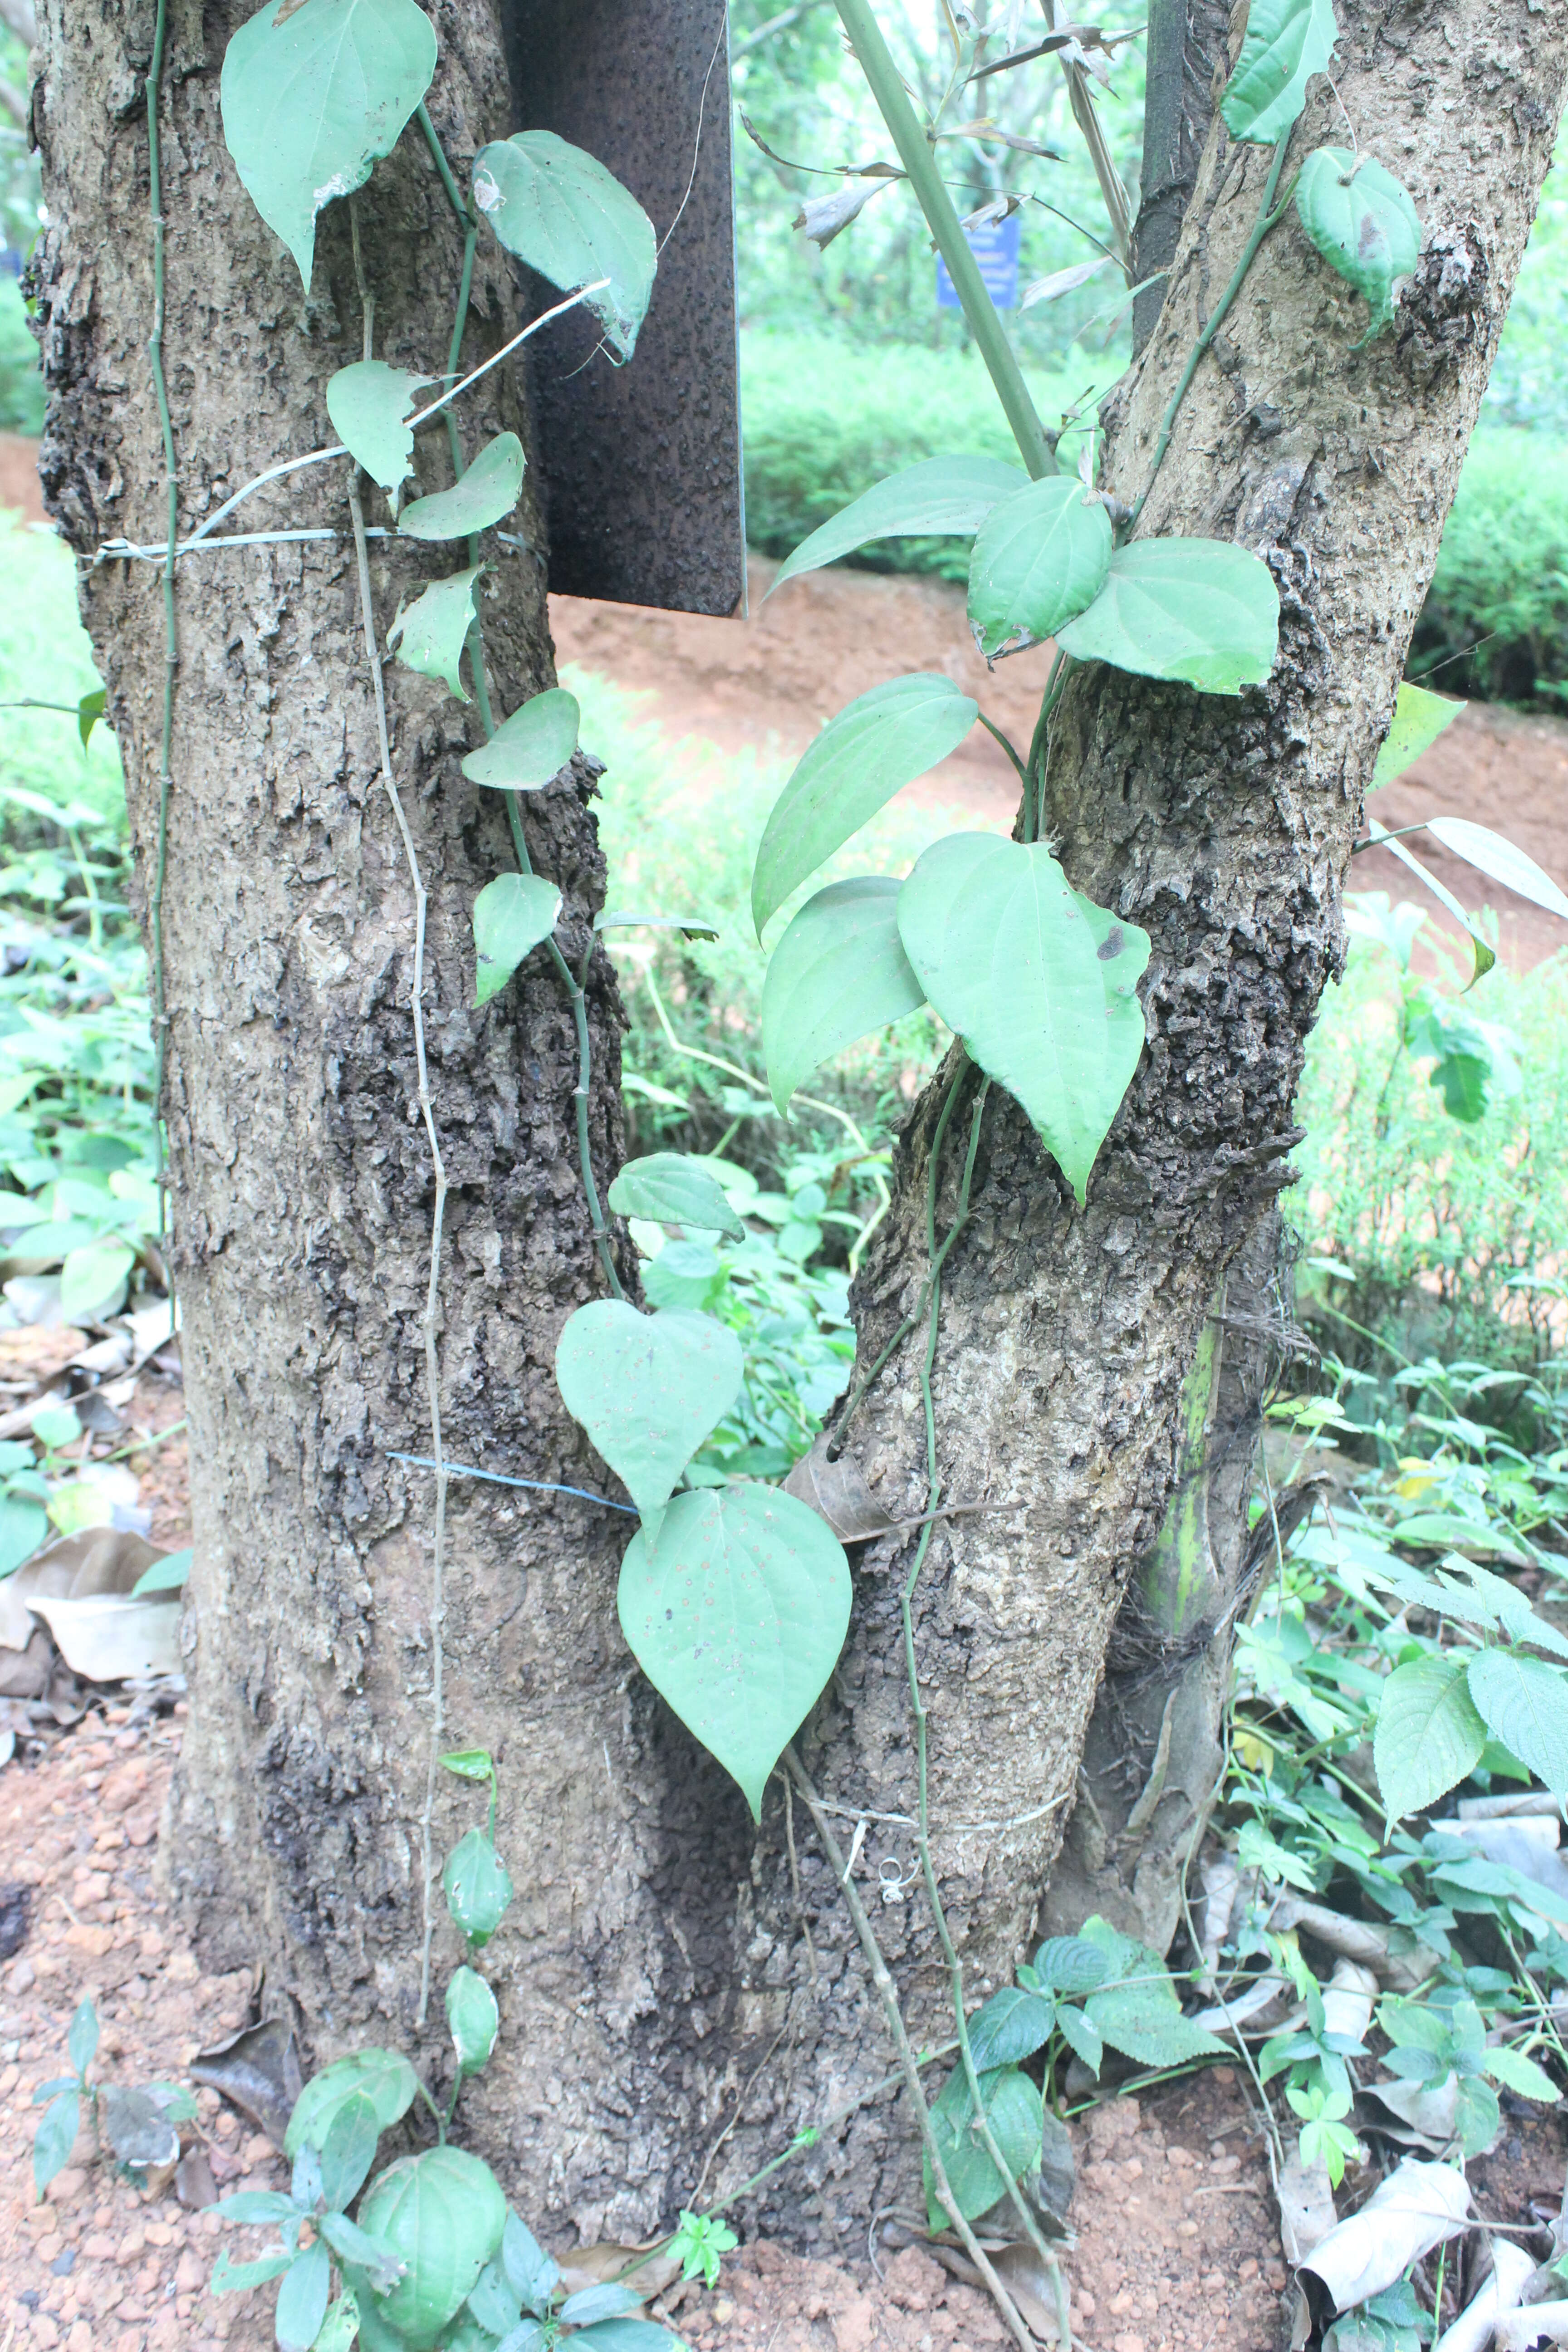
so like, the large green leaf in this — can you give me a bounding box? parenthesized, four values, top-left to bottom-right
(617, 1485, 851, 1819)
(1370, 682, 1464, 789)
(471, 874, 561, 1007)
(461, 690, 581, 791)
(1220, 0, 1338, 146)
(923, 2063, 1043, 2231)
(472, 132, 657, 362)
(967, 475, 1112, 658)
(1080, 1917, 1228, 2067)
(1373, 1652, 1487, 1821)
(769, 456, 1028, 595)
(751, 675, 979, 938)
(965, 1987, 1058, 2071)
(285, 2048, 416, 2161)
(400, 435, 526, 543)
(1423, 816, 1568, 924)
(219, 0, 437, 291)
(1467, 1650, 1568, 1798)
(1056, 539, 1279, 695)
(761, 878, 926, 1115)
(1295, 148, 1421, 343)
(606, 1154, 744, 1240)
(327, 360, 434, 495)
(555, 1302, 743, 1517)
(350, 2148, 507, 2352)
(897, 834, 1148, 1205)
(387, 567, 485, 702)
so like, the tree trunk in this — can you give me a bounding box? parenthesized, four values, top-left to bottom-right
(28, 0, 1568, 2270)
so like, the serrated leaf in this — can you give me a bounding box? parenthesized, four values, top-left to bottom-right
(276, 2242, 331, 2352)
(472, 873, 561, 1006)
(606, 1154, 745, 1240)
(327, 360, 434, 496)
(770, 455, 1028, 594)
(1221, 0, 1338, 146)
(219, 0, 438, 291)
(442, 1828, 514, 1950)
(1295, 148, 1421, 343)
(473, 131, 657, 362)
(1034, 1935, 1112, 1994)
(400, 434, 525, 543)
(1483, 2042, 1557, 2102)
(617, 1484, 851, 1820)
(501, 2210, 559, 2315)
(555, 1301, 743, 1517)
(1056, 539, 1279, 695)
(1370, 683, 1465, 790)
(1454, 2073, 1499, 2158)
(467, 2258, 524, 2339)
(1373, 1652, 1487, 1821)
(761, 877, 927, 1114)
(897, 833, 1149, 1205)
(965, 1987, 1057, 2070)
(1081, 1916, 1227, 2068)
(32, 2091, 79, 2198)
(131, 1546, 192, 1596)
(923, 2063, 1044, 2231)
(751, 675, 979, 938)
(967, 475, 1112, 658)
(1056, 2004, 1103, 2075)
(387, 567, 485, 702)
(1422, 816, 1568, 925)
(461, 691, 581, 791)
(350, 2147, 507, 2350)
(285, 2048, 417, 2161)
(1467, 1650, 1568, 1798)
(446, 1966, 500, 2077)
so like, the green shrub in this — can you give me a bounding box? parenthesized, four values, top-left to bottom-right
(1407, 429, 1568, 705)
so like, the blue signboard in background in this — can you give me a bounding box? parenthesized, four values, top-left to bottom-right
(937, 212, 1021, 311)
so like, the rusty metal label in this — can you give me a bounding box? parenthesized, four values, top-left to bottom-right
(500, 0, 746, 618)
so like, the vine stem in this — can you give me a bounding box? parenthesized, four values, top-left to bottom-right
(145, 0, 177, 1242)
(782, 1749, 1041, 2352)
(831, 0, 1055, 481)
(347, 210, 451, 2029)
(1128, 137, 1294, 529)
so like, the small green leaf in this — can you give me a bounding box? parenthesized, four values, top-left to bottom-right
(327, 360, 434, 496)
(440, 1749, 495, 1784)
(68, 1997, 98, 2078)
(461, 691, 581, 791)
(761, 877, 927, 1115)
(0, 1494, 47, 1578)
(606, 1154, 745, 1240)
(314, 2292, 361, 2352)
(1467, 1650, 1568, 1798)
(77, 690, 106, 752)
(1483, 2043, 1558, 2102)
(316, 2090, 382, 2214)
(219, 0, 438, 291)
(400, 434, 526, 543)
(473, 131, 657, 361)
(1221, 0, 1338, 146)
(1423, 816, 1568, 924)
(350, 2147, 507, 2351)
(320, 2210, 407, 2296)
(387, 567, 486, 703)
(897, 834, 1149, 1205)
(751, 674, 979, 938)
(923, 2064, 1043, 2231)
(212, 2247, 298, 2296)
(59, 1235, 135, 1321)
(965, 1987, 1057, 2070)
(769, 455, 1028, 594)
(501, 2210, 559, 2315)
(32, 2091, 79, 2199)
(1055, 2004, 1103, 2075)
(617, 1484, 852, 1820)
(1034, 1936, 1111, 1994)
(1373, 1652, 1487, 1821)
(1056, 539, 1280, 696)
(555, 1301, 743, 1518)
(215, 2189, 297, 2224)
(967, 475, 1113, 657)
(472, 873, 562, 1006)
(1455, 2073, 1500, 2159)
(466, 2259, 524, 2340)
(446, 1966, 500, 2077)
(1370, 682, 1465, 789)
(442, 1828, 514, 1950)
(285, 2049, 417, 2162)
(559, 2286, 646, 2326)
(1295, 148, 1421, 343)
(130, 1546, 192, 1597)
(276, 2241, 332, 2352)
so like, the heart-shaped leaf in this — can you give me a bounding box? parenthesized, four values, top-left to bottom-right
(400, 434, 526, 543)
(617, 1484, 851, 1818)
(1467, 1650, 1568, 1798)
(751, 674, 978, 938)
(350, 2147, 507, 2351)
(446, 1967, 500, 2078)
(555, 1302, 743, 1516)
(1373, 1653, 1486, 1822)
(897, 834, 1149, 1205)
(462, 690, 581, 791)
(762, 877, 926, 1114)
(606, 1155, 745, 1240)
(219, 0, 438, 291)
(1220, 0, 1338, 147)
(1295, 148, 1421, 343)
(1056, 539, 1279, 695)
(473, 131, 657, 362)
(1370, 682, 1464, 789)
(327, 361, 434, 495)
(967, 475, 1112, 658)
(769, 455, 1028, 595)
(284, 2048, 417, 2161)
(472, 874, 561, 1007)
(387, 567, 485, 702)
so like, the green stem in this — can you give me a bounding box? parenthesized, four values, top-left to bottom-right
(832, 0, 1055, 480)
(146, 0, 178, 1244)
(1022, 650, 1069, 844)
(417, 101, 470, 231)
(1129, 139, 1293, 529)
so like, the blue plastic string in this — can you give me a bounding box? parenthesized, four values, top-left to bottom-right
(388, 1452, 637, 1514)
